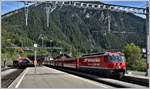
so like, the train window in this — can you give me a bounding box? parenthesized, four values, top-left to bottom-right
(89, 4, 92, 7)
(104, 57, 107, 62)
(76, 3, 81, 6)
(94, 5, 98, 8)
(108, 56, 125, 62)
(83, 3, 87, 7)
(64, 2, 69, 5)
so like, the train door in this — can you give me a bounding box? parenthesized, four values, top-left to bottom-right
(100, 56, 108, 68)
(76, 57, 80, 69)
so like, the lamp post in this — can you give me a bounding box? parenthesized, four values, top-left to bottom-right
(34, 43, 37, 73)
(4, 54, 7, 68)
(142, 48, 146, 58)
(41, 37, 44, 48)
(60, 51, 62, 55)
(38, 34, 44, 48)
(50, 40, 53, 57)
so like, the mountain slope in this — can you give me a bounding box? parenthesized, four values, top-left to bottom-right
(2, 2, 146, 54)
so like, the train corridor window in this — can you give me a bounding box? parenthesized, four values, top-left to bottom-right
(108, 56, 125, 62)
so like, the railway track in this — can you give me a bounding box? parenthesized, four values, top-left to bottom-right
(123, 75, 149, 87)
(46, 65, 148, 88)
(1, 67, 12, 72)
(1, 68, 24, 88)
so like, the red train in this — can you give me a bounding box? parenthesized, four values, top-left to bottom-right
(13, 55, 45, 69)
(51, 52, 126, 78)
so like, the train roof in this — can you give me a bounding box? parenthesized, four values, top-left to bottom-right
(27, 55, 46, 61)
(81, 51, 124, 57)
(82, 52, 106, 57)
(54, 54, 71, 59)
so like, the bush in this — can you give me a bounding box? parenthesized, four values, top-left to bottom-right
(124, 43, 146, 71)
(135, 58, 147, 71)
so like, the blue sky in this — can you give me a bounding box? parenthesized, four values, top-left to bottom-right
(103, 1, 147, 8)
(1, 1, 148, 18)
(1, 1, 33, 15)
(102, 1, 148, 18)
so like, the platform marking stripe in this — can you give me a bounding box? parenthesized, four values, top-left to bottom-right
(66, 73, 110, 88)
(15, 68, 28, 88)
(44, 66, 110, 88)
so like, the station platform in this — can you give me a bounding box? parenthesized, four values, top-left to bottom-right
(8, 66, 111, 88)
(126, 70, 147, 77)
(125, 70, 149, 80)
(125, 73, 149, 79)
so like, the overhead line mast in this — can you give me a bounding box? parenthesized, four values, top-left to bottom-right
(46, 6, 51, 27)
(22, 1, 148, 26)
(24, 2, 29, 26)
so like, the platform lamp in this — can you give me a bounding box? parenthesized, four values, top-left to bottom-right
(142, 48, 146, 58)
(34, 43, 37, 73)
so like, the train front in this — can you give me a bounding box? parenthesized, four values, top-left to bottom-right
(107, 52, 126, 78)
(18, 57, 33, 68)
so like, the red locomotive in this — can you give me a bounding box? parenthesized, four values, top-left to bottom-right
(52, 52, 126, 78)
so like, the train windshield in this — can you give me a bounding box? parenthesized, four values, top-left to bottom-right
(108, 56, 125, 62)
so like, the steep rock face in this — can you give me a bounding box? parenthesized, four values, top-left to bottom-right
(2, 2, 146, 53)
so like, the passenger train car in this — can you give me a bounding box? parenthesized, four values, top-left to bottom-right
(52, 52, 126, 78)
(13, 55, 45, 69)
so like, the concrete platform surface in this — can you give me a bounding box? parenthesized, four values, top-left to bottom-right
(125, 73, 149, 79)
(9, 66, 112, 88)
(126, 70, 147, 77)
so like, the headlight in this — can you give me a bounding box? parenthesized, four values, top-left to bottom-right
(117, 65, 121, 69)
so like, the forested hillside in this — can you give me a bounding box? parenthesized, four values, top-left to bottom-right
(2, 2, 146, 57)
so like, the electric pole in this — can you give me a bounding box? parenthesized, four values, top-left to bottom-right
(34, 43, 37, 73)
(108, 10, 111, 33)
(46, 6, 51, 27)
(24, 2, 29, 26)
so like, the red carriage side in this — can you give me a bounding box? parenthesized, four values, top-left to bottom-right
(53, 52, 126, 78)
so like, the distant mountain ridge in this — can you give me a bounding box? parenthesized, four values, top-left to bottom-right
(2, 2, 146, 54)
